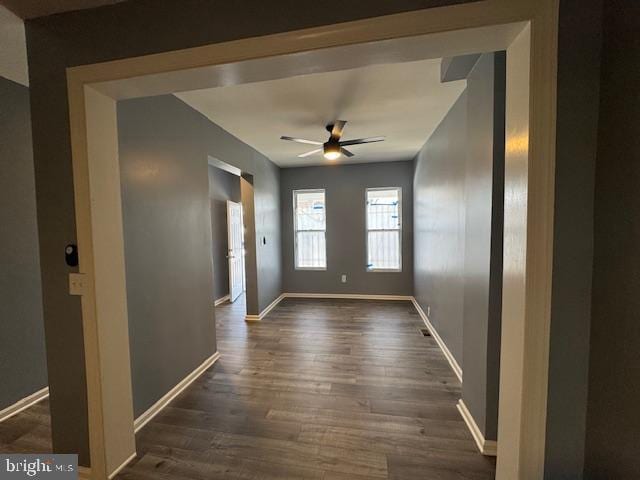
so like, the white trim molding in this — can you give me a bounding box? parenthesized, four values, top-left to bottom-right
(0, 387, 49, 423)
(410, 297, 463, 382)
(245, 293, 286, 322)
(78, 467, 92, 479)
(75, 451, 137, 480)
(108, 452, 137, 479)
(133, 351, 220, 433)
(214, 294, 230, 306)
(457, 399, 498, 456)
(285, 293, 413, 301)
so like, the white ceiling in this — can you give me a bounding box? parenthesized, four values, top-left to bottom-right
(0, 0, 127, 19)
(176, 58, 465, 168)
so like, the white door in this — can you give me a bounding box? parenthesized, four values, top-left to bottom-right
(227, 200, 244, 302)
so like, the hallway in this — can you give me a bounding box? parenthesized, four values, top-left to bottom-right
(119, 297, 495, 479)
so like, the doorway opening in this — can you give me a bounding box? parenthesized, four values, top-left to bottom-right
(208, 157, 248, 313)
(65, 6, 558, 479)
(226, 199, 245, 303)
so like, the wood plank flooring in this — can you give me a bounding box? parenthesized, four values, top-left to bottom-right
(121, 296, 495, 479)
(0, 398, 52, 453)
(0, 296, 496, 479)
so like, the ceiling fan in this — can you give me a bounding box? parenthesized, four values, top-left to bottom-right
(280, 120, 385, 161)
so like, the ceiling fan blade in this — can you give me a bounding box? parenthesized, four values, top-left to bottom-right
(341, 148, 355, 157)
(298, 148, 322, 158)
(281, 136, 323, 146)
(339, 136, 385, 146)
(330, 120, 347, 141)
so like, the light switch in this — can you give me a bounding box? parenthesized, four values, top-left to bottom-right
(69, 273, 87, 296)
(341, 274, 347, 283)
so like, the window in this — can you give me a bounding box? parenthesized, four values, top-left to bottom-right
(293, 189, 326, 270)
(366, 187, 401, 271)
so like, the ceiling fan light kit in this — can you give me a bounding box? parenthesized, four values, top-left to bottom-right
(323, 142, 341, 160)
(280, 120, 385, 161)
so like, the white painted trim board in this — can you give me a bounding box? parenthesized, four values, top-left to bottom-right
(133, 351, 220, 433)
(108, 452, 137, 479)
(78, 466, 92, 479)
(410, 297, 463, 382)
(0, 387, 49, 423)
(285, 293, 413, 301)
(457, 399, 498, 456)
(214, 294, 230, 306)
(75, 452, 136, 480)
(244, 293, 286, 321)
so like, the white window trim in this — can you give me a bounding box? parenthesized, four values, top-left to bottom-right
(366, 187, 402, 272)
(293, 188, 327, 271)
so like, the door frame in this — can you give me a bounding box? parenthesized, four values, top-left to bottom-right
(66, 1, 558, 478)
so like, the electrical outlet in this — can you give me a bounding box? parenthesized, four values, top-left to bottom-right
(341, 274, 347, 283)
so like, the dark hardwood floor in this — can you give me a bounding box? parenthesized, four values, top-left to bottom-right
(0, 398, 52, 454)
(1, 296, 496, 479)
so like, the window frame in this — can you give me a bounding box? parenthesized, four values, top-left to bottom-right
(365, 186, 402, 272)
(293, 188, 327, 271)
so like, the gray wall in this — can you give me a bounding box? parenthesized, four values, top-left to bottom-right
(462, 52, 504, 441)
(543, 0, 603, 477)
(280, 161, 414, 296)
(117, 94, 281, 416)
(0, 76, 47, 411)
(414, 91, 467, 363)
(118, 96, 217, 417)
(584, 0, 639, 477)
(208, 165, 241, 301)
(413, 52, 504, 440)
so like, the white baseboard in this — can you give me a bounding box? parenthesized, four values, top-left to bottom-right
(457, 399, 497, 456)
(284, 292, 413, 301)
(78, 466, 92, 479)
(0, 387, 49, 423)
(108, 452, 137, 479)
(133, 351, 220, 433)
(245, 293, 286, 322)
(76, 451, 136, 480)
(410, 297, 463, 383)
(214, 294, 230, 306)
